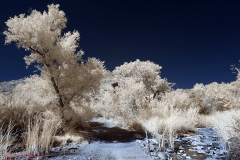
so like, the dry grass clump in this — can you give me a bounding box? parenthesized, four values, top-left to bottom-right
(139, 90, 199, 149)
(209, 110, 240, 140)
(0, 102, 63, 156)
(140, 105, 199, 149)
(0, 82, 92, 157)
(0, 103, 87, 157)
(0, 123, 13, 159)
(228, 116, 240, 159)
(26, 111, 61, 156)
(0, 105, 29, 133)
(209, 110, 240, 159)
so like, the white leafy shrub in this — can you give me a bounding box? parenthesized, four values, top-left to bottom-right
(192, 82, 240, 114)
(92, 59, 172, 128)
(10, 75, 58, 114)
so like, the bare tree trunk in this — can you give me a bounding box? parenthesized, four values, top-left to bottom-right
(50, 77, 64, 108)
(29, 47, 65, 109)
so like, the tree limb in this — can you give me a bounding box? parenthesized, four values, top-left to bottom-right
(29, 46, 45, 57)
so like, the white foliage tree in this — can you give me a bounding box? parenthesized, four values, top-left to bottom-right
(113, 59, 172, 99)
(94, 59, 173, 128)
(3, 4, 106, 112)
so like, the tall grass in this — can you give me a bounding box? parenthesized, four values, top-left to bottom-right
(140, 106, 199, 149)
(26, 111, 60, 156)
(228, 116, 240, 159)
(209, 110, 240, 159)
(0, 124, 12, 159)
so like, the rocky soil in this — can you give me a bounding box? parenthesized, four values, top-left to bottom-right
(140, 128, 230, 160)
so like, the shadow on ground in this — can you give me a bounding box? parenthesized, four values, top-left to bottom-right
(87, 122, 146, 143)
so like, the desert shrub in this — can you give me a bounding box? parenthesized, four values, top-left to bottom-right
(192, 82, 240, 115)
(209, 110, 240, 159)
(186, 85, 207, 114)
(92, 59, 173, 128)
(95, 78, 150, 128)
(10, 75, 59, 114)
(0, 102, 61, 155)
(141, 108, 199, 149)
(140, 89, 199, 149)
(0, 76, 59, 133)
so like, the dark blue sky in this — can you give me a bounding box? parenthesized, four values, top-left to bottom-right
(1, 0, 240, 89)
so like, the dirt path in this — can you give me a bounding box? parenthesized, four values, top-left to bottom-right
(39, 121, 230, 159)
(87, 121, 146, 143)
(45, 120, 152, 160)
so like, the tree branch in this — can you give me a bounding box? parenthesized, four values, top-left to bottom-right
(65, 86, 84, 105)
(29, 46, 45, 57)
(65, 76, 94, 105)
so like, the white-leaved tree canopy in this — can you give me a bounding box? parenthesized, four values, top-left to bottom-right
(92, 59, 173, 128)
(4, 4, 106, 111)
(113, 59, 173, 99)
